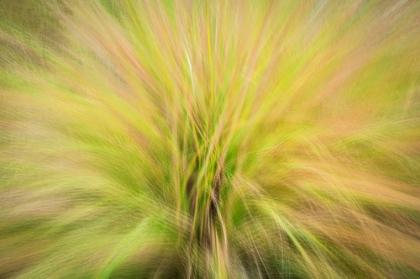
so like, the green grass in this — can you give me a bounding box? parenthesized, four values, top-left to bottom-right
(1, 0, 420, 278)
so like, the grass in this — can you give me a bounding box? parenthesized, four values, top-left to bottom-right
(1, 0, 420, 278)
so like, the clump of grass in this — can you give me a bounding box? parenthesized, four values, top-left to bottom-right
(1, 0, 420, 278)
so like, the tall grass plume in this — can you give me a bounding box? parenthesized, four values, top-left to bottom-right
(1, 0, 420, 278)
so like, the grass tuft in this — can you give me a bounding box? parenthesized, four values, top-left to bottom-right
(1, 0, 420, 278)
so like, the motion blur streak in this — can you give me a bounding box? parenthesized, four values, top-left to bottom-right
(1, 0, 420, 278)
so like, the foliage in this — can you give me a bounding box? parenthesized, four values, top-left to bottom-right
(1, 1, 420, 278)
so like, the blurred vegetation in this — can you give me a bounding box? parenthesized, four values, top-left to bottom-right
(1, 0, 420, 278)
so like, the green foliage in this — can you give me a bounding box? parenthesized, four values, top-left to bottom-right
(1, 0, 420, 278)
